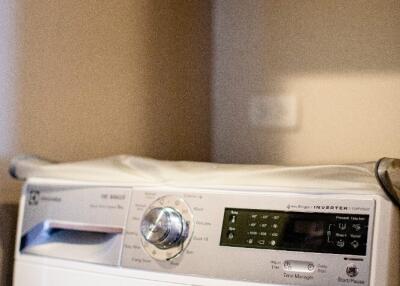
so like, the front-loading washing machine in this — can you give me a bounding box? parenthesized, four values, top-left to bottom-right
(11, 155, 400, 285)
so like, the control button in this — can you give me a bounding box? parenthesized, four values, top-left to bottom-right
(248, 230, 258, 236)
(270, 232, 279, 237)
(261, 214, 269, 220)
(140, 196, 194, 261)
(350, 240, 360, 249)
(270, 240, 277, 246)
(336, 239, 345, 248)
(272, 223, 279, 229)
(259, 231, 268, 237)
(257, 239, 266, 245)
(246, 238, 254, 245)
(307, 263, 315, 271)
(346, 263, 359, 277)
(283, 261, 292, 271)
(227, 231, 235, 240)
(249, 214, 258, 220)
(260, 223, 268, 228)
(272, 215, 280, 220)
(229, 214, 237, 224)
(283, 260, 315, 273)
(249, 222, 257, 228)
(338, 223, 347, 231)
(140, 207, 187, 249)
(352, 224, 362, 232)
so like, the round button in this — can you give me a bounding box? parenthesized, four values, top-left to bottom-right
(140, 208, 170, 244)
(307, 263, 315, 271)
(140, 196, 194, 261)
(140, 207, 187, 249)
(346, 263, 359, 277)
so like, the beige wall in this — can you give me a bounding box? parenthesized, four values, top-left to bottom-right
(0, 0, 212, 197)
(0, 2, 211, 284)
(212, 0, 400, 165)
(0, 0, 19, 203)
(16, 0, 212, 164)
(0, 2, 19, 284)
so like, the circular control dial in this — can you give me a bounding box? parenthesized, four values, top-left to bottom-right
(140, 207, 188, 249)
(140, 196, 194, 261)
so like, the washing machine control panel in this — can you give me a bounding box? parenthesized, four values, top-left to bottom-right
(121, 188, 375, 286)
(19, 183, 375, 286)
(220, 208, 369, 256)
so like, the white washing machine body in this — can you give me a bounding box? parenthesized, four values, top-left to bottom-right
(12, 156, 400, 286)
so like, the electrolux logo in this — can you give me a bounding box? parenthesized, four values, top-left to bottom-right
(28, 190, 40, 206)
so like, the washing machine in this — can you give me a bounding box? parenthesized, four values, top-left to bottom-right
(11, 155, 400, 286)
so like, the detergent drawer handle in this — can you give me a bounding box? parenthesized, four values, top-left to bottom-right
(19, 220, 124, 266)
(43, 220, 123, 234)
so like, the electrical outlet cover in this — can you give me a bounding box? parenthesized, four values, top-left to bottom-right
(249, 95, 297, 128)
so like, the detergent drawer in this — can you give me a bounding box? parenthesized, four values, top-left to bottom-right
(19, 184, 131, 265)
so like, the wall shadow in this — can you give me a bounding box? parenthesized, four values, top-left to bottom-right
(133, 1, 212, 161)
(0, 204, 18, 286)
(212, 0, 400, 165)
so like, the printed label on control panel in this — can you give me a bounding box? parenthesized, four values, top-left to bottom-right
(22, 184, 131, 234)
(338, 277, 366, 284)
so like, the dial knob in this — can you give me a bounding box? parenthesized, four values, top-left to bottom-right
(140, 207, 188, 249)
(140, 196, 194, 261)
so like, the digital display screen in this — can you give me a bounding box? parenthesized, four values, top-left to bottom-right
(293, 220, 324, 235)
(220, 208, 369, 255)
